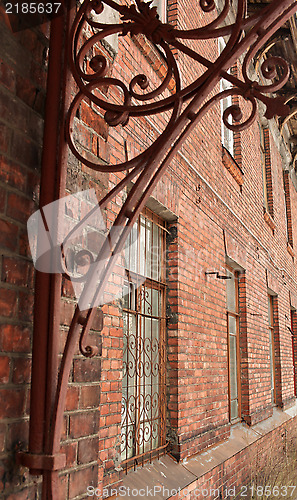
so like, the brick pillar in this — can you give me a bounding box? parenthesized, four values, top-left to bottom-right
(166, 223, 179, 457)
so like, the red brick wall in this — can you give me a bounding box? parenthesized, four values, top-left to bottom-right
(0, 8, 49, 497)
(174, 417, 297, 500)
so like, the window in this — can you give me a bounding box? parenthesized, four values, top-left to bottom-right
(226, 267, 240, 421)
(121, 208, 167, 468)
(268, 295, 276, 404)
(151, 0, 167, 22)
(260, 126, 274, 217)
(219, 38, 234, 156)
(290, 308, 297, 397)
(283, 171, 293, 248)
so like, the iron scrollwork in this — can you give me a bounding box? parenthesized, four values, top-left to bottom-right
(64, 1, 296, 335)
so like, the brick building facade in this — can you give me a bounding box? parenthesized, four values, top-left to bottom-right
(0, 1, 297, 499)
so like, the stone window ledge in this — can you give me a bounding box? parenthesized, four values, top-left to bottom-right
(222, 146, 244, 188)
(287, 242, 294, 258)
(132, 34, 176, 93)
(263, 208, 276, 232)
(116, 402, 297, 500)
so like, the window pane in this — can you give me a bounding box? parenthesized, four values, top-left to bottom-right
(122, 210, 166, 464)
(230, 399, 238, 420)
(122, 312, 137, 460)
(269, 328, 275, 393)
(125, 223, 138, 274)
(268, 296, 272, 326)
(229, 334, 238, 401)
(151, 0, 166, 21)
(151, 223, 160, 281)
(139, 216, 146, 276)
(226, 268, 241, 422)
(228, 315, 237, 336)
(140, 286, 151, 315)
(226, 269, 236, 313)
(219, 38, 234, 156)
(145, 218, 152, 278)
(151, 288, 160, 317)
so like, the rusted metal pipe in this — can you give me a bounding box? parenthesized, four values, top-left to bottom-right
(27, 9, 66, 476)
(18, 2, 73, 493)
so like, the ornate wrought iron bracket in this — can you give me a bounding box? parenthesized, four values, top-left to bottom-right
(18, 1, 297, 498)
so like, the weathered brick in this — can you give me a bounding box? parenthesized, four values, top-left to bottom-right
(0, 87, 28, 131)
(18, 292, 34, 322)
(0, 123, 10, 154)
(0, 356, 10, 384)
(60, 442, 78, 468)
(73, 357, 101, 383)
(78, 436, 99, 464)
(0, 423, 5, 452)
(19, 230, 32, 259)
(6, 420, 29, 452)
(68, 465, 98, 499)
(0, 185, 5, 213)
(69, 411, 99, 439)
(0, 288, 17, 318)
(0, 58, 16, 91)
(0, 156, 27, 190)
(0, 325, 31, 353)
(15, 74, 38, 108)
(0, 219, 18, 251)
(12, 358, 31, 384)
(65, 385, 79, 411)
(0, 388, 25, 418)
(80, 385, 100, 409)
(11, 131, 40, 169)
(6, 193, 35, 224)
(1, 257, 32, 287)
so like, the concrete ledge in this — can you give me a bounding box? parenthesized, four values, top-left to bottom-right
(115, 401, 297, 499)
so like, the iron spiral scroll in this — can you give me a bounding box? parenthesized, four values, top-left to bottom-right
(49, 0, 297, 483)
(62, 0, 297, 352)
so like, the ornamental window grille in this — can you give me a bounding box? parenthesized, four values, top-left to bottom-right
(121, 208, 167, 467)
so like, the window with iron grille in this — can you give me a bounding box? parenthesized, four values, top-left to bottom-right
(226, 267, 241, 421)
(121, 208, 167, 468)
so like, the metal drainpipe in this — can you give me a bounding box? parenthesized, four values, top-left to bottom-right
(17, 2, 74, 497)
(42, 3, 76, 496)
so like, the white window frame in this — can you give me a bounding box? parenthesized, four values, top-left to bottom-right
(219, 38, 234, 156)
(151, 0, 167, 22)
